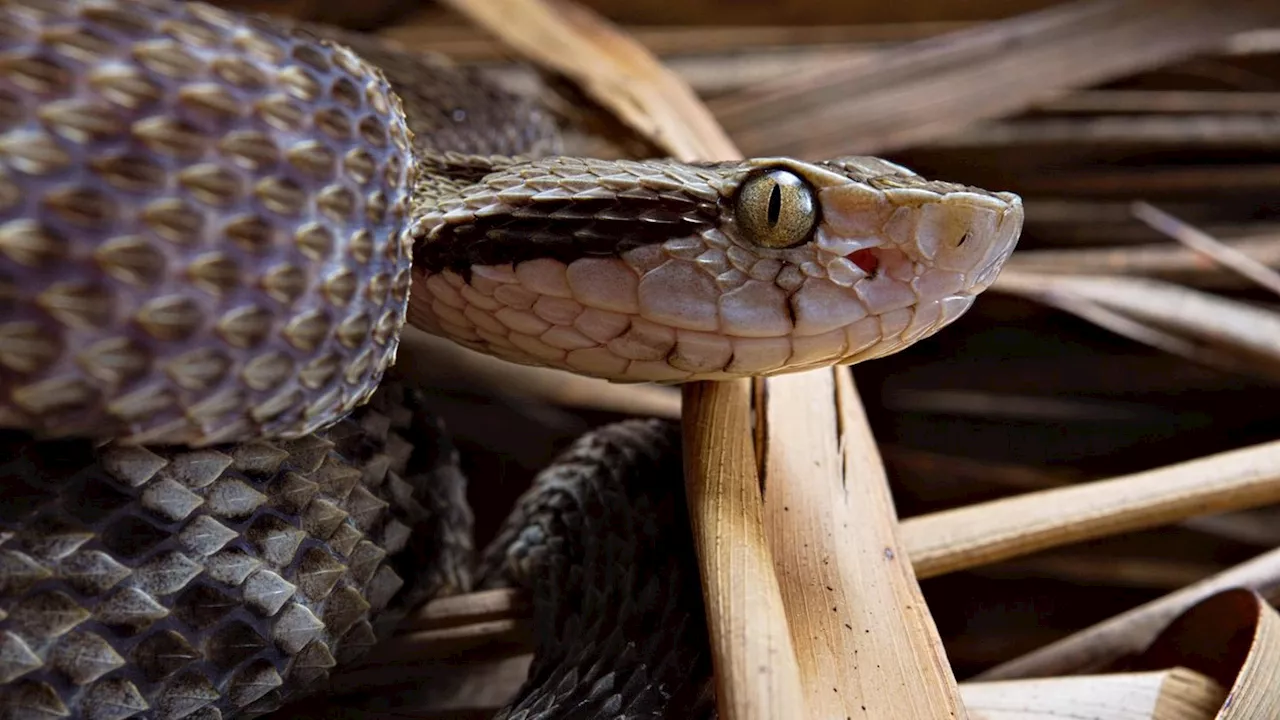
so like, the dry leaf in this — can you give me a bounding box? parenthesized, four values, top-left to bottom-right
(1130, 202, 1280, 298)
(901, 436, 1280, 578)
(992, 271, 1280, 381)
(682, 379, 807, 719)
(978, 547, 1280, 680)
(1132, 589, 1280, 719)
(758, 369, 966, 718)
(960, 667, 1226, 720)
(1001, 232, 1280, 289)
(708, 0, 1280, 156)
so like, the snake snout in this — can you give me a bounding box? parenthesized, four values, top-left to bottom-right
(952, 191, 1024, 296)
(819, 181, 1023, 290)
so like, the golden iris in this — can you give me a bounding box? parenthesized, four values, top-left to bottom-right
(734, 169, 817, 249)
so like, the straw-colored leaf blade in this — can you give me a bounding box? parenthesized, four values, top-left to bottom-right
(927, 115, 1280, 150)
(901, 437, 1280, 579)
(959, 668, 1226, 720)
(682, 379, 807, 720)
(758, 368, 966, 718)
(1136, 589, 1280, 720)
(1001, 232, 1280, 287)
(309, 590, 534, 700)
(1039, 90, 1280, 114)
(402, 588, 529, 632)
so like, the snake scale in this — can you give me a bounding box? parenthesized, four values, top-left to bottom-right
(0, 2, 1024, 719)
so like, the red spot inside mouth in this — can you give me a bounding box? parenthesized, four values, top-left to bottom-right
(848, 248, 880, 274)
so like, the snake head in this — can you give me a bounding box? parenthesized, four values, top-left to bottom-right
(410, 154, 1023, 383)
(702, 155, 1023, 366)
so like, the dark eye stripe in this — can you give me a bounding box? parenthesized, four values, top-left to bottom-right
(415, 196, 718, 278)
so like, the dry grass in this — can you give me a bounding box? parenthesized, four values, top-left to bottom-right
(240, 0, 1280, 717)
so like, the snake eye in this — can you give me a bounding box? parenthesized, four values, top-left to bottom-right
(735, 168, 817, 249)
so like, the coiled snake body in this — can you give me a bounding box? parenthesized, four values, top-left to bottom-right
(0, 2, 1023, 719)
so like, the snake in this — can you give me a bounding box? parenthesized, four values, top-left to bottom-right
(0, 2, 1024, 719)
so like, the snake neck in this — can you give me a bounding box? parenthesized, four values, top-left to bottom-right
(409, 151, 531, 224)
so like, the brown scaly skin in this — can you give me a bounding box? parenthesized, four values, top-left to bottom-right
(479, 419, 717, 720)
(0, 0, 414, 447)
(0, 379, 474, 720)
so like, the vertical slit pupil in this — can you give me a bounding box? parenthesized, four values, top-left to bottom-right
(767, 183, 782, 225)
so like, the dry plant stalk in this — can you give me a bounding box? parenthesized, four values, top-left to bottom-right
(1039, 89, 1280, 113)
(927, 115, 1280, 150)
(362, 616, 530, 670)
(978, 547, 1280, 680)
(682, 380, 808, 719)
(318, 660, 1232, 719)
(1130, 202, 1280, 297)
(959, 668, 1226, 720)
(314, 658, 1231, 719)
(900, 437, 1280, 578)
(369, 428, 1280, 652)
(980, 552, 1224, 592)
(321, 590, 533, 698)
(1001, 232, 1280, 287)
(708, 0, 1280, 157)
(759, 368, 967, 718)
(1003, 165, 1280, 197)
(991, 271, 1280, 380)
(404, 588, 529, 632)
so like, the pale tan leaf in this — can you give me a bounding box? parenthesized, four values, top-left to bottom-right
(758, 368, 965, 718)
(1135, 589, 1280, 720)
(901, 437, 1280, 579)
(681, 379, 807, 720)
(960, 667, 1225, 720)
(977, 547, 1280, 680)
(1001, 231, 1280, 287)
